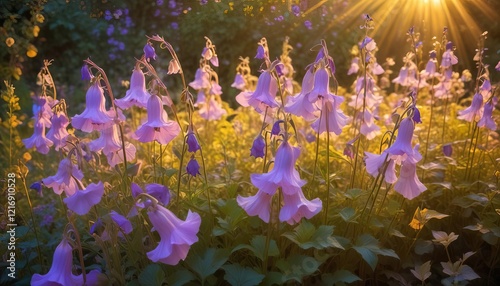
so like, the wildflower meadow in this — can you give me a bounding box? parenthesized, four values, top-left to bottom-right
(1, 0, 500, 285)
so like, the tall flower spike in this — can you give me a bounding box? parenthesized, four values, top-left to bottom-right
(31, 237, 105, 286)
(115, 66, 152, 109)
(42, 158, 83, 196)
(22, 120, 53, 154)
(72, 81, 114, 133)
(63, 181, 105, 215)
(146, 204, 201, 265)
(133, 94, 181, 145)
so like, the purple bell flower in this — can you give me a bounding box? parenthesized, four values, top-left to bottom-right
(250, 135, 266, 158)
(144, 43, 157, 61)
(81, 64, 92, 81)
(186, 157, 201, 177)
(186, 130, 201, 153)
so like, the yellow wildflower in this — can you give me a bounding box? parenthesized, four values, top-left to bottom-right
(27, 45, 38, 58)
(36, 14, 45, 23)
(33, 25, 40, 37)
(6, 37, 15, 47)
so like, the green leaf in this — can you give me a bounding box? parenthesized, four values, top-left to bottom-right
(282, 221, 344, 250)
(410, 261, 432, 282)
(277, 255, 320, 283)
(166, 268, 196, 286)
(322, 270, 362, 285)
(138, 264, 165, 286)
(344, 188, 363, 200)
(232, 235, 279, 261)
(352, 234, 399, 271)
(339, 207, 358, 223)
(222, 264, 265, 286)
(186, 248, 230, 281)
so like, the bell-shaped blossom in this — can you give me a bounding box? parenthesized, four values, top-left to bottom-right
(31, 238, 105, 286)
(239, 141, 322, 224)
(186, 130, 201, 153)
(46, 111, 69, 151)
(385, 117, 415, 159)
(210, 81, 223, 96)
(280, 191, 322, 224)
(64, 181, 104, 215)
(413, 107, 422, 124)
(357, 110, 381, 140)
(370, 62, 385, 75)
(311, 95, 349, 135)
(285, 69, 317, 121)
(146, 204, 201, 265)
(441, 43, 458, 69)
(198, 96, 227, 120)
(129, 183, 171, 217)
(115, 67, 152, 109)
(480, 79, 491, 97)
(477, 100, 497, 130)
(364, 151, 397, 184)
(255, 45, 266, 59)
(250, 135, 266, 158)
(168, 59, 181, 74)
(271, 120, 282, 136)
(246, 71, 279, 112)
(347, 57, 359, 75)
(43, 158, 83, 196)
(134, 94, 181, 145)
(308, 67, 332, 101)
(72, 81, 114, 132)
(144, 43, 157, 61)
(89, 124, 136, 167)
(458, 93, 484, 122)
(394, 159, 427, 200)
(109, 210, 133, 234)
(443, 144, 453, 157)
(421, 51, 439, 79)
(23, 121, 53, 154)
(186, 157, 201, 177)
(360, 36, 377, 52)
(189, 68, 211, 90)
(32, 95, 54, 128)
(231, 73, 246, 90)
(81, 64, 93, 81)
(392, 66, 418, 87)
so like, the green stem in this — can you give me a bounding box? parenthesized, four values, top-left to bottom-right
(20, 173, 43, 267)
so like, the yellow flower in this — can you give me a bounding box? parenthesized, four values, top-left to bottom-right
(6, 37, 15, 47)
(33, 26, 40, 37)
(36, 14, 45, 23)
(27, 45, 38, 58)
(23, 152, 32, 162)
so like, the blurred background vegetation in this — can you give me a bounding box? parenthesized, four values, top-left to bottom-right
(2, 0, 500, 113)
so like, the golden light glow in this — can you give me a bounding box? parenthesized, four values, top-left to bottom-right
(324, 0, 497, 67)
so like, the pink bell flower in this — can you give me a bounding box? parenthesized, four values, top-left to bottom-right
(347, 57, 359, 75)
(115, 67, 152, 109)
(280, 191, 322, 225)
(72, 81, 114, 132)
(385, 117, 415, 159)
(31, 237, 105, 286)
(133, 94, 181, 145)
(394, 159, 427, 200)
(32, 95, 55, 128)
(231, 73, 247, 90)
(237, 190, 273, 222)
(146, 204, 201, 265)
(188, 68, 211, 90)
(311, 95, 348, 135)
(458, 93, 484, 122)
(43, 158, 83, 196)
(307, 67, 332, 102)
(247, 71, 279, 112)
(89, 124, 136, 167)
(22, 121, 53, 154)
(477, 100, 497, 131)
(285, 69, 317, 121)
(198, 96, 227, 120)
(46, 111, 70, 151)
(64, 181, 104, 215)
(364, 151, 397, 184)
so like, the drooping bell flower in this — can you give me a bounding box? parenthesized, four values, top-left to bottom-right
(186, 130, 201, 153)
(238, 141, 322, 224)
(43, 158, 84, 196)
(81, 64, 93, 81)
(358, 110, 381, 140)
(457, 93, 484, 122)
(394, 159, 427, 200)
(115, 67, 152, 109)
(188, 68, 210, 90)
(231, 73, 246, 90)
(271, 120, 283, 136)
(30, 181, 43, 197)
(412, 106, 422, 124)
(109, 210, 133, 234)
(442, 144, 453, 157)
(255, 44, 266, 59)
(385, 117, 415, 160)
(311, 95, 349, 135)
(186, 157, 201, 177)
(364, 151, 397, 184)
(133, 94, 181, 145)
(280, 190, 322, 224)
(72, 81, 114, 133)
(22, 120, 53, 154)
(31, 237, 106, 286)
(441, 41, 458, 69)
(347, 57, 359, 75)
(144, 42, 157, 62)
(168, 59, 181, 74)
(250, 134, 266, 158)
(129, 182, 171, 217)
(46, 111, 70, 151)
(32, 95, 54, 128)
(285, 68, 317, 121)
(146, 204, 201, 265)
(246, 71, 279, 112)
(198, 96, 227, 121)
(308, 67, 331, 102)
(477, 100, 497, 130)
(421, 50, 439, 79)
(89, 124, 136, 167)
(63, 181, 104, 215)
